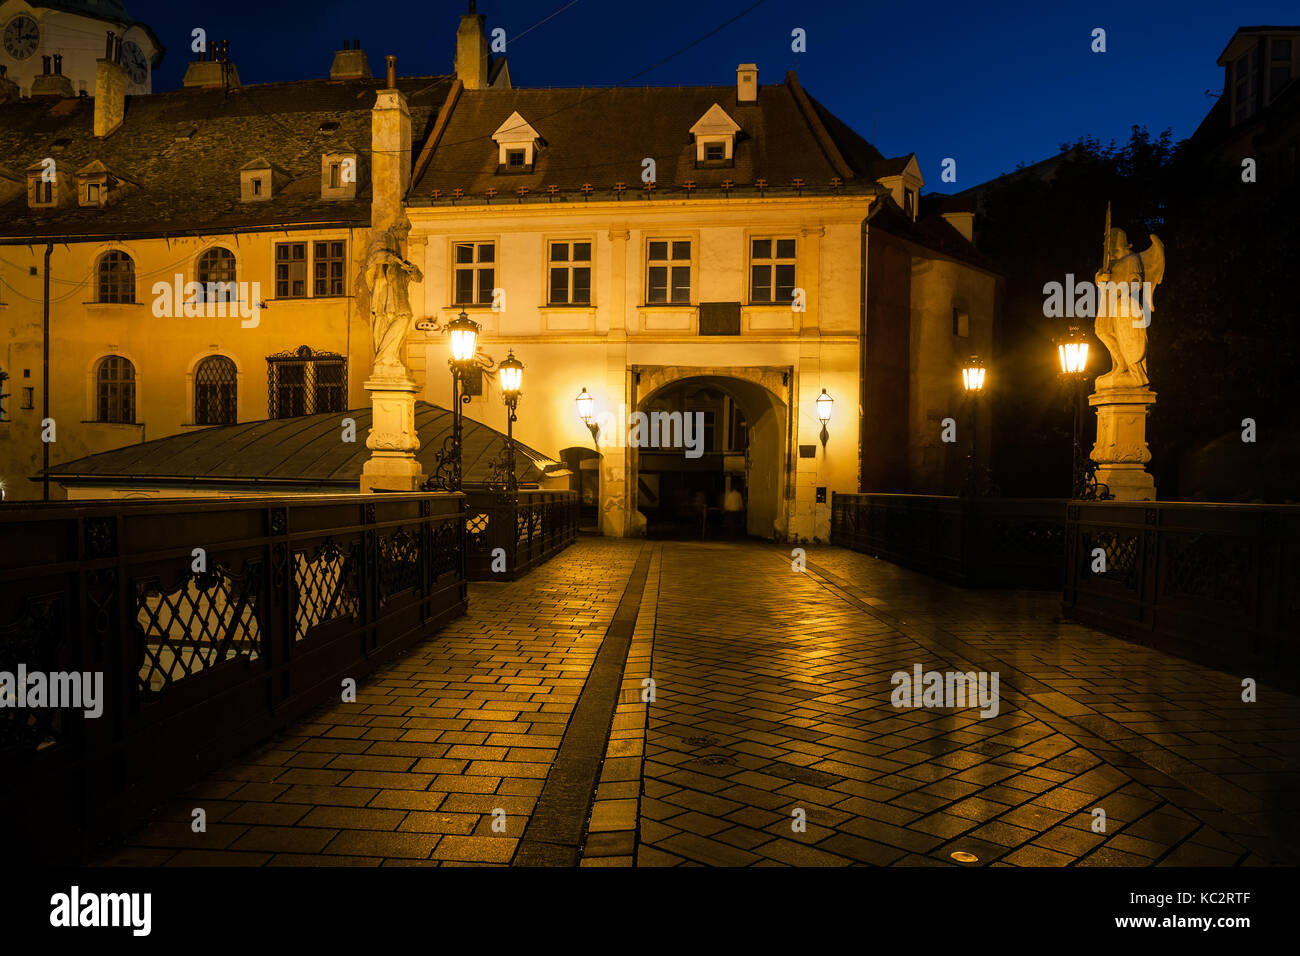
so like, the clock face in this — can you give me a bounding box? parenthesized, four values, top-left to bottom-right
(3, 15, 40, 61)
(122, 40, 148, 85)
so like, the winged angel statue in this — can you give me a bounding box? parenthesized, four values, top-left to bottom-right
(1093, 205, 1165, 390)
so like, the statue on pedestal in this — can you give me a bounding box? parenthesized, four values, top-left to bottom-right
(360, 215, 423, 380)
(1093, 205, 1165, 390)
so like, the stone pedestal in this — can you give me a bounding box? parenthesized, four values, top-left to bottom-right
(360, 375, 424, 492)
(1089, 386, 1156, 500)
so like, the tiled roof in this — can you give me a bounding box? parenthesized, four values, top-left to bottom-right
(0, 75, 453, 241)
(409, 72, 885, 201)
(43, 401, 554, 488)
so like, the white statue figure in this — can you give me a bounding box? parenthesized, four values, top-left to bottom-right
(360, 216, 424, 378)
(1093, 209, 1165, 390)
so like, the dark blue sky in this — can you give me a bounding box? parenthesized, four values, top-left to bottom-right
(133, 0, 1296, 189)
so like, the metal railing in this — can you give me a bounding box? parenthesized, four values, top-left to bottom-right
(1063, 500, 1300, 688)
(463, 490, 580, 580)
(830, 492, 1066, 589)
(0, 492, 466, 864)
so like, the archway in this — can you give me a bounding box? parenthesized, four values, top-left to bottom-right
(633, 373, 788, 539)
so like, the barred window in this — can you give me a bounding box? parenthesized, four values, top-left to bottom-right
(97, 250, 135, 303)
(267, 347, 347, 419)
(314, 240, 345, 296)
(548, 241, 591, 305)
(96, 355, 135, 423)
(195, 355, 237, 425)
(750, 238, 795, 304)
(197, 247, 237, 303)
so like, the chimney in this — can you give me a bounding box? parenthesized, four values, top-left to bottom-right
(455, 3, 490, 90)
(330, 39, 371, 79)
(385, 54, 396, 89)
(94, 36, 127, 136)
(32, 53, 74, 97)
(183, 39, 240, 87)
(371, 55, 410, 228)
(737, 63, 758, 103)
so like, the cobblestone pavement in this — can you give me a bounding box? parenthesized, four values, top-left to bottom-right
(96, 538, 1299, 867)
(97, 539, 641, 867)
(633, 542, 1297, 867)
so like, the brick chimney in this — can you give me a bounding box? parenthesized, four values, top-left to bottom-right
(95, 34, 127, 137)
(455, 1, 490, 90)
(371, 54, 410, 228)
(736, 63, 758, 103)
(330, 38, 371, 79)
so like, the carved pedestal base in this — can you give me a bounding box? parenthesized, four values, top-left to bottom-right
(1089, 386, 1156, 501)
(360, 375, 424, 493)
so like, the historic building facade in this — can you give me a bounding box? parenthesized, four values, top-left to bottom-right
(0, 5, 997, 544)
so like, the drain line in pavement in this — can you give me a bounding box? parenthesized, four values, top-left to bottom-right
(513, 545, 653, 866)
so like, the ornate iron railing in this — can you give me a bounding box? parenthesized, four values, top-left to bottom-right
(0, 493, 467, 864)
(830, 493, 1066, 589)
(1063, 501, 1300, 688)
(462, 490, 580, 580)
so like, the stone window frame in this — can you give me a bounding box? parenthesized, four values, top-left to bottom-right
(546, 238, 593, 306)
(748, 236, 797, 305)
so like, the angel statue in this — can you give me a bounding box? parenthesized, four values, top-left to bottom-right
(359, 216, 424, 379)
(1093, 204, 1165, 390)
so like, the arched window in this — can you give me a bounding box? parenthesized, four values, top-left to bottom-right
(96, 356, 135, 423)
(196, 247, 237, 303)
(195, 356, 237, 425)
(97, 250, 135, 303)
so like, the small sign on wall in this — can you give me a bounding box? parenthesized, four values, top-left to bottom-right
(798, 444, 816, 458)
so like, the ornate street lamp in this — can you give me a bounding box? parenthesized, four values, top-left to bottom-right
(576, 387, 599, 445)
(960, 356, 991, 497)
(1057, 326, 1111, 500)
(424, 309, 480, 492)
(496, 350, 524, 494)
(816, 388, 833, 446)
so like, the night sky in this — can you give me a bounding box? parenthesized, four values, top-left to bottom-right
(127, 0, 1297, 190)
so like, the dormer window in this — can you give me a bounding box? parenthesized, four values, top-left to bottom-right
(37, 180, 54, 204)
(492, 111, 541, 172)
(321, 148, 358, 200)
(77, 160, 114, 208)
(240, 157, 282, 202)
(690, 104, 741, 167)
(26, 161, 60, 209)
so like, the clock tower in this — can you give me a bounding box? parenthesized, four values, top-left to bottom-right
(0, 0, 163, 96)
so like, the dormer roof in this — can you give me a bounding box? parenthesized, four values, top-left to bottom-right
(492, 111, 540, 145)
(690, 103, 741, 138)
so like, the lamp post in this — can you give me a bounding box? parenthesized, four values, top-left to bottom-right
(423, 309, 480, 492)
(1057, 326, 1111, 499)
(816, 388, 833, 446)
(576, 387, 599, 446)
(498, 350, 524, 494)
(960, 356, 988, 496)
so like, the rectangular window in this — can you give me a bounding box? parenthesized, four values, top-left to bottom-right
(749, 238, 796, 304)
(453, 242, 495, 305)
(275, 242, 307, 298)
(548, 241, 592, 305)
(37, 180, 53, 204)
(647, 240, 691, 304)
(705, 142, 725, 161)
(86, 183, 101, 204)
(313, 241, 345, 296)
(506, 149, 526, 168)
(252, 178, 263, 196)
(1270, 38, 1292, 101)
(329, 163, 341, 188)
(953, 308, 970, 337)
(314, 359, 346, 413)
